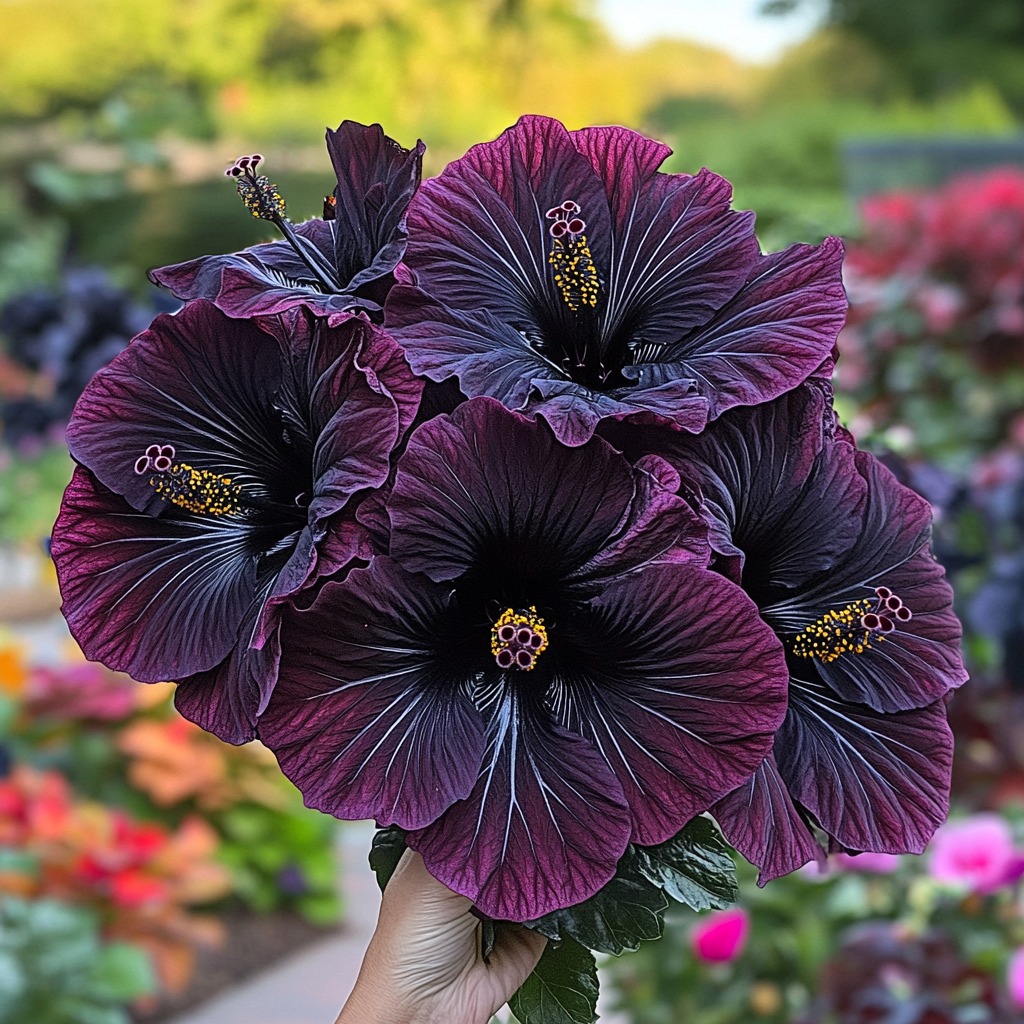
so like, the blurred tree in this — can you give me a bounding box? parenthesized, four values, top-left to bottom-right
(762, 0, 1024, 112)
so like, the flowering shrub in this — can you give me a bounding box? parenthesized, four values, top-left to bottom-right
(838, 168, 1024, 463)
(47, 113, 966, 1023)
(1, 642, 343, 923)
(0, 765, 229, 993)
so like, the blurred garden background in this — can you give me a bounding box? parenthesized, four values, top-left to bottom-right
(2, 0, 1024, 1021)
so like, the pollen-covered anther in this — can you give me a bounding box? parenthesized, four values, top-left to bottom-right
(225, 153, 286, 221)
(491, 606, 549, 672)
(793, 587, 914, 662)
(145, 456, 243, 517)
(547, 198, 599, 312)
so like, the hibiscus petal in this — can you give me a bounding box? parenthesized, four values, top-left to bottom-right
(52, 466, 255, 682)
(572, 454, 710, 581)
(66, 301, 293, 512)
(668, 236, 848, 420)
(404, 114, 611, 320)
(596, 166, 758, 347)
(529, 375, 709, 446)
(407, 686, 632, 921)
(324, 120, 425, 290)
(149, 222, 372, 322)
(713, 755, 826, 884)
(386, 286, 565, 410)
(259, 559, 485, 830)
(550, 564, 788, 844)
(774, 450, 966, 712)
(388, 397, 637, 582)
(174, 625, 280, 745)
(777, 675, 953, 858)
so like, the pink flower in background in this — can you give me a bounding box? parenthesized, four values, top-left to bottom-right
(833, 851, 903, 874)
(929, 814, 1018, 893)
(691, 907, 750, 963)
(1008, 947, 1024, 1007)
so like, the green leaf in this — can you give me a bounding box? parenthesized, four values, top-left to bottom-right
(509, 937, 599, 1024)
(90, 942, 155, 1001)
(526, 849, 667, 954)
(368, 827, 407, 892)
(633, 816, 737, 912)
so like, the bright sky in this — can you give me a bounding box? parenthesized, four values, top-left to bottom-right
(595, 0, 823, 63)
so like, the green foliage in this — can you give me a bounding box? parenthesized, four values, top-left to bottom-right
(214, 798, 342, 925)
(633, 816, 738, 912)
(368, 825, 408, 892)
(0, 447, 73, 543)
(509, 937, 599, 1024)
(762, 0, 1024, 112)
(528, 848, 669, 956)
(0, 897, 155, 1024)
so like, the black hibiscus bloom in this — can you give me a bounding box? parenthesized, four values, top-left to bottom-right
(51, 300, 422, 743)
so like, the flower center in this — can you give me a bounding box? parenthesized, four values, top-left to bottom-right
(546, 200, 599, 312)
(491, 607, 549, 672)
(135, 444, 242, 517)
(792, 587, 912, 663)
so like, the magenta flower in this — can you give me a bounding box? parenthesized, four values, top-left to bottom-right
(832, 852, 903, 874)
(386, 114, 846, 446)
(51, 300, 421, 743)
(691, 907, 750, 963)
(929, 814, 1018, 893)
(1008, 946, 1024, 1007)
(259, 398, 789, 920)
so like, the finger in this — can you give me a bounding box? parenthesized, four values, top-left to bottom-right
(482, 923, 548, 994)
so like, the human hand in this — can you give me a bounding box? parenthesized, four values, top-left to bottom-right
(336, 850, 547, 1024)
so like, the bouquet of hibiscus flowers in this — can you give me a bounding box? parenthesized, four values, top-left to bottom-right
(51, 116, 967, 1022)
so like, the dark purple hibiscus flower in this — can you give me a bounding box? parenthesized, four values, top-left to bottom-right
(385, 114, 846, 446)
(259, 397, 789, 920)
(602, 386, 967, 881)
(51, 300, 422, 745)
(150, 122, 425, 324)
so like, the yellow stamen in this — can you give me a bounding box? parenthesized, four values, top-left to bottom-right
(549, 236, 599, 312)
(150, 463, 242, 517)
(791, 599, 883, 663)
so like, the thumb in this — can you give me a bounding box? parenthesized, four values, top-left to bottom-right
(481, 923, 548, 995)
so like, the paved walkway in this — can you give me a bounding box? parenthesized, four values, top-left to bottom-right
(169, 823, 380, 1024)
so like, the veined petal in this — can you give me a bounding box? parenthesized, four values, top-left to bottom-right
(550, 564, 788, 844)
(174, 625, 281, 745)
(149, 221, 375, 323)
(407, 685, 632, 921)
(763, 449, 966, 712)
(713, 756, 826, 884)
(666, 236, 848, 420)
(386, 286, 564, 411)
(325, 120, 425, 290)
(388, 398, 637, 583)
(259, 559, 485, 830)
(777, 675, 953, 858)
(404, 114, 611, 320)
(66, 301, 300, 513)
(52, 466, 255, 682)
